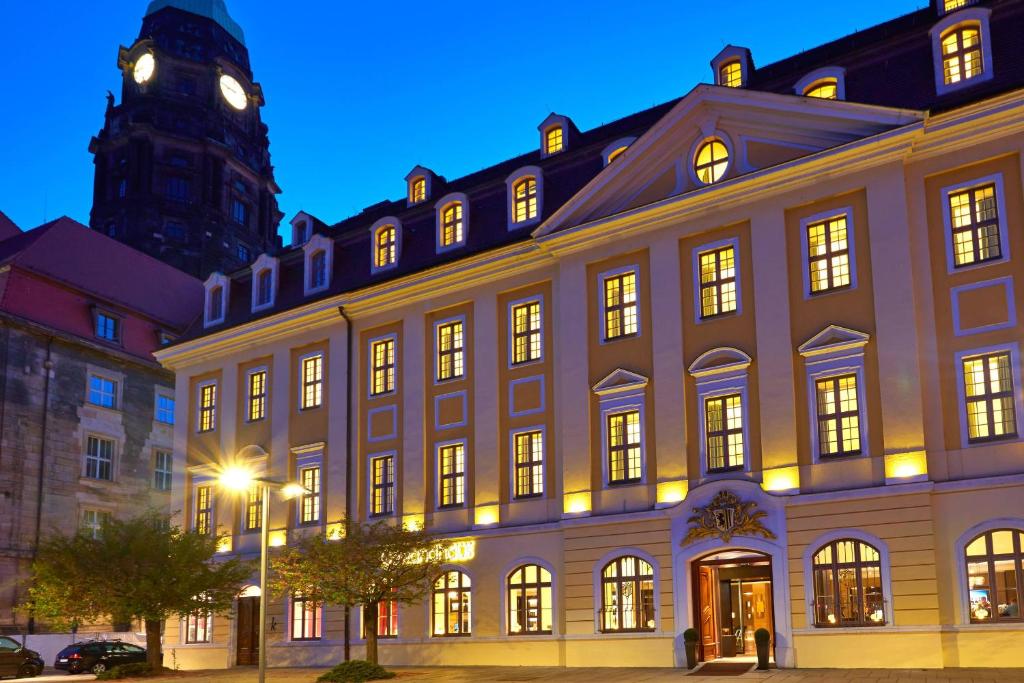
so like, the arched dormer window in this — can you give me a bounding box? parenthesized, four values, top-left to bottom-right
(435, 193, 469, 253)
(506, 167, 543, 230)
(710, 46, 752, 89)
(250, 254, 279, 313)
(303, 233, 333, 296)
(930, 8, 993, 95)
(538, 114, 572, 157)
(405, 165, 435, 206)
(203, 272, 230, 328)
(544, 127, 563, 155)
(719, 60, 742, 88)
(370, 218, 401, 273)
(795, 67, 847, 100)
(410, 177, 426, 204)
(291, 212, 316, 247)
(602, 137, 637, 167)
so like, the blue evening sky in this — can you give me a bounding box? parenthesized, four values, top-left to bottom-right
(0, 0, 926, 236)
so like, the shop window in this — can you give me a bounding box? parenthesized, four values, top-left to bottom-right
(291, 595, 322, 641)
(600, 556, 655, 632)
(965, 529, 1023, 622)
(432, 570, 471, 636)
(508, 564, 553, 635)
(811, 539, 886, 627)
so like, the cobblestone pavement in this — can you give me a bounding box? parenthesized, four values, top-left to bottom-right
(131, 665, 1024, 682)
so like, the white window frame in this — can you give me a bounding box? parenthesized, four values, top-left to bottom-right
(687, 132, 736, 188)
(598, 265, 641, 344)
(80, 508, 112, 540)
(298, 351, 325, 411)
(182, 610, 213, 645)
(692, 237, 742, 323)
(435, 193, 470, 254)
(799, 206, 858, 299)
(153, 449, 173, 491)
(303, 233, 333, 296)
(244, 366, 269, 423)
(509, 425, 547, 500)
(250, 253, 279, 313)
(369, 217, 402, 274)
(367, 451, 397, 518)
(930, 8, 994, 96)
(367, 333, 399, 399)
(405, 165, 434, 206)
(939, 173, 1009, 274)
(196, 379, 217, 433)
(794, 66, 847, 100)
(435, 438, 468, 510)
(505, 166, 543, 230)
(688, 348, 753, 479)
(592, 369, 649, 488)
(294, 448, 323, 526)
(83, 433, 117, 481)
(805, 355, 870, 463)
(507, 294, 545, 368)
(87, 372, 120, 410)
(288, 593, 324, 642)
(954, 342, 1024, 449)
(155, 389, 175, 425)
(538, 113, 570, 157)
(710, 45, 752, 88)
(433, 315, 467, 385)
(203, 272, 230, 327)
(801, 530, 895, 630)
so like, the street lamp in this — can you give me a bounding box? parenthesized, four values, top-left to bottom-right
(218, 465, 306, 683)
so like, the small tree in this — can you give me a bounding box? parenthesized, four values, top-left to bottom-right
(271, 519, 445, 665)
(26, 511, 252, 671)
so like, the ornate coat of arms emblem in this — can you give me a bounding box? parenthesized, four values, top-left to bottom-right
(682, 490, 776, 545)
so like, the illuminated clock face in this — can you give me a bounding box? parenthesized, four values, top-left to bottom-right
(219, 74, 248, 111)
(133, 53, 155, 84)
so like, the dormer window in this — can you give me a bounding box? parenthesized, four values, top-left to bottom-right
(942, 0, 974, 13)
(931, 8, 993, 95)
(208, 286, 224, 322)
(694, 138, 730, 186)
(941, 25, 983, 85)
(538, 114, 572, 158)
(250, 254, 279, 312)
(805, 79, 838, 99)
(795, 68, 846, 101)
(371, 218, 401, 273)
(203, 272, 230, 328)
(602, 137, 637, 167)
(544, 127, 563, 155)
(303, 233, 333, 295)
(410, 177, 426, 204)
(506, 167, 543, 229)
(291, 212, 317, 247)
(94, 310, 121, 344)
(710, 46, 752, 89)
(434, 194, 469, 253)
(310, 251, 326, 289)
(255, 270, 272, 306)
(719, 61, 742, 88)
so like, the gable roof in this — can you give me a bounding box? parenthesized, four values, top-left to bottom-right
(0, 211, 19, 242)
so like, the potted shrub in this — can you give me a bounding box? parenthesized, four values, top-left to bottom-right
(754, 628, 771, 670)
(683, 627, 699, 669)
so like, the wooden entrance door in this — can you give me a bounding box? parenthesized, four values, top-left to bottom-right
(698, 566, 718, 661)
(236, 597, 260, 666)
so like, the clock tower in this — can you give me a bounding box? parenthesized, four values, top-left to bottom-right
(89, 0, 282, 278)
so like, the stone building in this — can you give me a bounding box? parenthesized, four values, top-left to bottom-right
(0, 216, 202, 630)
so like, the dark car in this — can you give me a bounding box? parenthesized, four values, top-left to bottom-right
(54, 640, 146, 675)
(0, 636, 43, 678)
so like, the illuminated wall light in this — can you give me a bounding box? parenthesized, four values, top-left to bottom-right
(268, 530, 288, 547)
(885, 451, 928, 482)
(325, 522, 345, 540)
(563, 491, 592, 516)
(762, 466, 801, 493)
(656, 480, 688, 506)
(216, 536, 233, 553)
(403, 514, 425, 532)
(474, 505, 499, 527)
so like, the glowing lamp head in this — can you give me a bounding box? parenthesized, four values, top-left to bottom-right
(280, 483, 307, 500)
(133, 53, 155, 84)
(219, 465, 254, 492)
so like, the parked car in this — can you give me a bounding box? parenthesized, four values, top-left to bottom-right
(54, 640, 146, 675)
(0, 635, 43, 678)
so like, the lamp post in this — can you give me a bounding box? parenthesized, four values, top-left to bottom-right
(219, 466, 307, 683)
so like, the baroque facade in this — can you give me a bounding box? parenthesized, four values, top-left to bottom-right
(157, 0, 1024, 670)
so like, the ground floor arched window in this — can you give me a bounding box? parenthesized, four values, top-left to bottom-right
(432, 570, 471, 636)
(811, 539, 885, 627)
(966, 528, 1023, 622)
(600, 555, 655, 632)
(508, 564, 552, 634)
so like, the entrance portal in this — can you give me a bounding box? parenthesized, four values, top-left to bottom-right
(236, 596, 260, 666)
(692, 550, 773, 662)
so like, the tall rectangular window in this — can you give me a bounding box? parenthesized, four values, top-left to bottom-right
(545, 127, 563, 155)
(81, 509, 110, 540)
(441, 203, 464, 247)
(291, 595, 321, 641)
(436, 321, 464, 381)
(166, 176, 190, 203)
(371, 455, 395, 516)
(310, 250, 327, 289)
(607, 411, 642, 484)
(438, 444, 465, 508)
(301, 354, 323, 409)
(198, 383, 216, 432)
(950, 183, 1000, 267)
(207, 286, 224, 322)
(155, 394, 175, 424)
(185, 611, 211, 644)
(194, 485, 212, 535)
(232, 199, 248, 226)
(816, 375, 861, 457)
(95, 313, 120, 343)
(706, 394, 744, 471)
(244, 485, 263, 532)
(371, 338, 396, 396)
(963, 352, 1017, 443)
(513, 431, 544, 498)
(376, 599, 398, 638)
(85, 436, 114, 481)
(603, 271, 638, 340)
(720, 60, 742, 87)
(247, 370, 267, 421)
(942, 25, 983, 85)
(88, 375, 118, 409)
(699, 246, 737, 319)
(511, 301, 542, 365)
(807, 216, 851, 294)
(154, 450, 173, 491)
(299, 466, 321, 524)
(255, 270, 273, 307)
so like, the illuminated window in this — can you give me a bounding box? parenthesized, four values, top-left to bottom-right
(511, 300, 542, 365)
(513, 430, 544, 498)
(603, 270, 638, 340)
(694, 139, 729, 185)
(243, 485, 263, 532)
(719, 60, 742, 88)
(299, 466, 321, 524)
(374, 598, 399, 638)
(85, 436, 115, 481)
(965, 529, 1023, 623)
(441, 202, 464, 247)
(432, 570, 471, 636)
(812, 540, 885, 627)
(81, 509, 110, 540)
(508, 564, 552, 635)
(301, 354, 323, 410)
(291, 595, 321, 641)
(247, 370, 267, 422)
(207, 285, 224, 324)
(198, 382, 216, 432)
(410, 177, 426, 204)
(153, 451, 172, 491)
(949, 183, 1000, 267)
(941, 25, 984, 85)
(804, 78, 838, 99)
(545, 127, 563, 155)
(436, 321, 464, 381)
(807, 215, 851, 294)
(375, 225, 397, 269)
(816, 375, 861, 457)
(254, 269, 273, 308)
(370, 455, 395, 516)
(600, 556, 655, 632)
(963, 352, 1017, 443)
(944, 0, 970, 10)
(95, 312, 121, 343)
(705, 394, 744, 471)
(194, 484, 212, 535)
(370, 338, 396, 396)
(88, 375, 118, 409)
(185, 610, 212, 644)
(156, 394, 175, 424)
(699, 246, 737, 319)
(513, 177, 538, 224)
(607, 411, 642, 484)
(309, 250, 327, 290)
(607, 146, 628, 163)
(438, 443, 465, 508)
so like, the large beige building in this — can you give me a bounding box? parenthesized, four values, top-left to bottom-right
(156, 0, 1024, 670)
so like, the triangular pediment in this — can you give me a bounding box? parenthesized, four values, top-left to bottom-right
(688, 347, 752, 378)
(536, 85, 923, 235)
(592, 368, 650, 396)
(798, 325, 870, 358)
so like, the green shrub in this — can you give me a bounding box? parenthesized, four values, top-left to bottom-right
(683, 627, 699, 642)
(96, 662, 154, 679)
(317, 660, 396, 682)
(754, 628, 771, 645)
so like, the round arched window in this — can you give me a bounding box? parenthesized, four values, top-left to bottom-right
(811, 539, 885, 627)
(965, 529, 1023, 622)
(600, 555, 655, 632)
(694, 139, 730, 185)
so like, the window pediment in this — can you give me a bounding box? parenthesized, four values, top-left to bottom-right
(798, 325, 870, 358)
(688, 347, 752, 379)
(592, 368, 650, 397)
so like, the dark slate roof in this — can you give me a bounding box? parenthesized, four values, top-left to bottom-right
(178, 0, 1024, 342)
